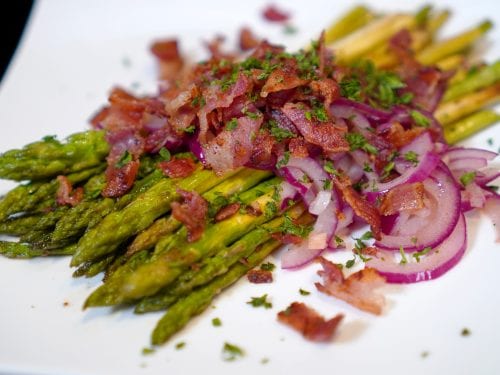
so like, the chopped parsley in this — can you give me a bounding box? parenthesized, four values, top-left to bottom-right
(412, 246, 432, 263)
(304, 111, 312, 121)
(363, 163, 373, 172)
(191, 95, 206, 107)
(212, 317, 222, 327)
(260, 262, 276, 271)
(225, 118, 238, 131)
(222, 342, 245, 361)
(322, 178, 332, 190)
(399, 245, 408, 265)
(299, 288, 311, 296)
(278, 213, 313, 238)
(312, 104, 329, 122)
(461, 328, 471, 337)
(175, 342, 186, 350)
(264, 201, 278, 219)
(487, 137, 494, 146)
(283, 24, 298, 35)
(334, 235, 344, 247)
(345, 257, 356, 268)
(183, 125, 196, 134)
(323, 160, 340, 175)
(116, 151, 132, 168)
(403, 151, 419, 165)
(460, 171, 476, 186)
(410, 110, 430, 128)
(246, 294, 272, 309)
(159, 147, 171, 162)
(141, 347, 155, 355)
(381, 161, 395, 180)
(340, 78, 362, 101)
(345, 132, 378, 155)
(267, 119, 295, 142)
(276, 151, 290, 169)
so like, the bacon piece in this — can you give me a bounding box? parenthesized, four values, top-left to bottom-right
(248, 130, 276, 169)
(271, 232, 303, 245)
(102, 160, 140, 198)
(282, 103, 349, 154)
(261, 60, 308, 98)
(309, 78, 340, 109)
(247, 269, 273, 283)
(315, 257, 386, 315)
(385, 122, 424, 149)
(215, 203, 241, 222)
(171, 189, 208, 242)
(288, 137, 309, 158)
(151, 39, 183, 81)
(277, 302, 344, 342)
(158, 157, 196, 179)
(203, 115, 263, 173)
(334, 175, 381, 239)
(379, 182, 425, 216)
(56, 176, 84, 207)
(262, 4, 290, 22)
(239, 27, 260, 51)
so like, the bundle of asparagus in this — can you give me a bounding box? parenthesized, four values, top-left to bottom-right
(0, 4, 499, 347)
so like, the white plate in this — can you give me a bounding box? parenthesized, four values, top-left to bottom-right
(0, 1, 499, 374)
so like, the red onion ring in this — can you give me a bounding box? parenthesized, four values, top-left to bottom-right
(367, 213, 467, 283)
(375, 164, 461, 252)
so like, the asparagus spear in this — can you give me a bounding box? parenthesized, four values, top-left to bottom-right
(0, 215, 44, 236)
(444, 109, 500, 144)
(84, 179, 281, 306)
(444, 61, 500, 102)
(0, 241, 75, 259)
(151, 239, 281, 345)
(127, 168, 272, 256)
(71, 165, 239, 267)
(0, 131, 109, 181)
(135, 204, 307, 314)
(324, 5, 376, 44)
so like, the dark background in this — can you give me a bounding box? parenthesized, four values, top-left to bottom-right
(0, 1, 34, 83)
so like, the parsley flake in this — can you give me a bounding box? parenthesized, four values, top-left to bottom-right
(460, 171, 476, 186)
(225, 118, 238, 131)
(159, 147, 171, 162)
(345, 132, 378, 154)
(116, 151, 132, 168)
(299, 288, 311, 296)
(247, 294, 272, 309)
(412, 247, 432, 262)
(410, 110, 430, 128)
(212, 317, 222, 327)
(404, 151, 419, 165)
(222, 342, 245, 361)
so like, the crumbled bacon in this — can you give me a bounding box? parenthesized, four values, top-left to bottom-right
(56, 176, 84, 207)
(277, 302, 344, 342)
(288, 137, 309, 158)
(171, 189, 208, 242)
(239, 27, 260, 51)
(309, 78, 340, 110)
(315, 257, 386, 315)
(158, 157, 196, 178)
(282, 103, 349, 154)
(102, 160, 140, 198)
(261, 60, 308, 98)
(262, 4, 290, 22)
(385, 122, 425, 149)
(247, 269, 273, 283)
(379, 182, 425, 216)
(215, 202, 241, 222)
(271, 232, 303, 244)
(333, 175, 382, 239)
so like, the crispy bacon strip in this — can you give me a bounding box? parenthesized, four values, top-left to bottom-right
(158, 157, 196, 178)
(171, 189, 208, 242)
(239, 27, 260, 51)
(282, 103, 349, 154)
(56, 176, 84, 207)
(334, 175, 381, 239)
(215, 202, 241, 222)
(315, 257, 386, 315)
(261, 60, 308, 98)
(102, 161, 140, 198)
(262, 4, 290, 22)
(379, 182, 425, 216)
(247, 269, 273, 283)
(277, 302, 344, 342)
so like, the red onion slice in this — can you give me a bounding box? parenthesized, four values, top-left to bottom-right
(375, 165, 461, 252)
(474, 168, 500, 187)
(448, 157, 488, 172)
(443, 147, 498, 162)
(367, 214, 467, 283)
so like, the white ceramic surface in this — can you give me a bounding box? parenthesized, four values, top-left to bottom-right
(0, 1, 499, 374)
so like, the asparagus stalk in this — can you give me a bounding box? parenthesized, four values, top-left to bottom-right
(0, 241, 75, 259)
(151, 238, 281, 345)
(84, 178, 281, 307)
(324, 5, 376, 44)
(444, 61, 500, 102)
(444, 109, 500, 144)
(0, 131, 109, 181)
(135, 204, 307, 314)
(71, 165, 240, 267)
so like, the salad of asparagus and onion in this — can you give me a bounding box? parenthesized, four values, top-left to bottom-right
(0, 4, 499, 344)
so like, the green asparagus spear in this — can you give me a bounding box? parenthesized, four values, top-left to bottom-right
(73, 254, 117, 278)
(444, 109, 500, 144)
(135, 204, 306, 313)
(71, 165, 239, 267)
(0, 241, 76, 259)
(417, 20, 493, 65)
(0, 215, 44, 236)
(151, 239, 281, 345)
(84, 179, 281, 307)
(0, 131, 109, 181)
(324, 5, 376, 44)
(444, 61, 500, 102)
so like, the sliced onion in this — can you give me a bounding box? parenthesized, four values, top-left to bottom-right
(279, 181, 298, 210)
(443, 147, 498, 162)
(375, 165, 461, 252)
(483, 196, 500, 242)
(365, 151, 440, 194)
(367, 214, 467, 284)
(331, 98, 391, 123)
(281, 167, 310, 196)
(400, 131, 434, 156)
(309, 190, 332, 215)
(448, 157, 488, 172)
(286, 157, 329, 191)
(474, 168, 500, 187)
